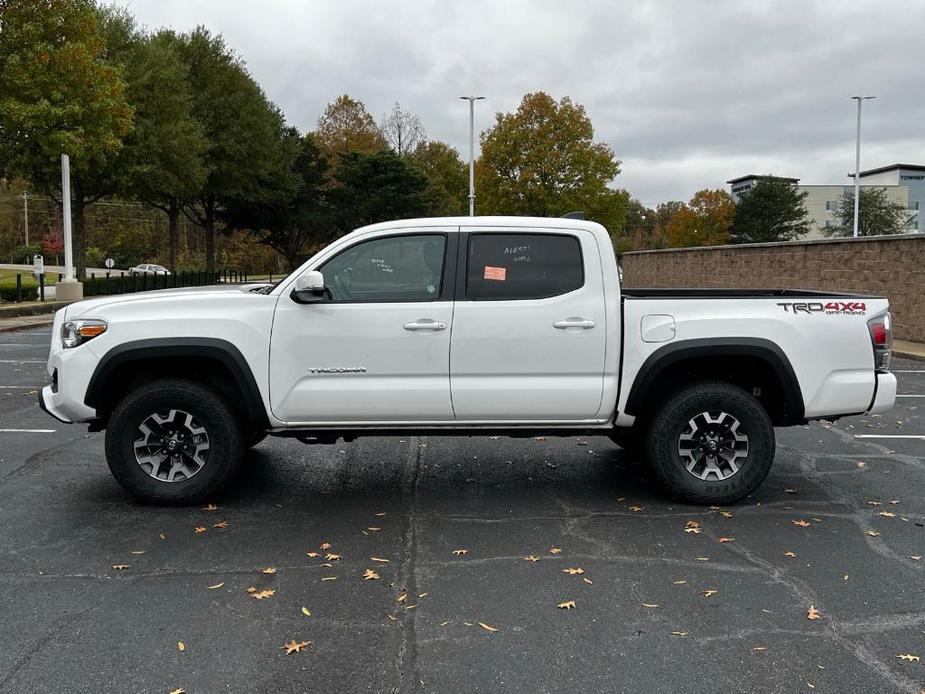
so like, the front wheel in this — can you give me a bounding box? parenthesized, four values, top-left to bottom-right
(104, 379, 244, 504)
(644, 381, 775, 505)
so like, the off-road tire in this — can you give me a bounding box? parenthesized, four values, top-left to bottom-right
(105, 379, 244, 504)
(643, 381, 775, 505)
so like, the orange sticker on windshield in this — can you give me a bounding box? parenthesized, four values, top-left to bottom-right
(484, 266, 506, 281)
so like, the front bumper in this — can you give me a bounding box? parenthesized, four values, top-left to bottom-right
(39, 385, 72, 423)
(867, 372, 897, 414)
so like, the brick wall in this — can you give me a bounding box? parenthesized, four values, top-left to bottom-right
(621, 235, 925, 342)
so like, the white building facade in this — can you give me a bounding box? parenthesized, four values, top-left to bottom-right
(728, 164, 923, 240)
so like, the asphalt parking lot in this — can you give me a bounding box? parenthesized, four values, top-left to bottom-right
(1, 326, 923, 693)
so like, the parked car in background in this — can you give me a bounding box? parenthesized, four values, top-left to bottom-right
(129, 263, 170, 276)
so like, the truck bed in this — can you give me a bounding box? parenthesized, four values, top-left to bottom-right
(621, 288, 882, 299)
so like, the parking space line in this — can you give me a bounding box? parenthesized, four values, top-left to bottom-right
(893, 370, 925, 373)
(854, 434, 925, 440)
(0, 359, 45, 363)
(0, 386, 41, 389)
(0, 428, 57, 433)
(896, 394, 924, 398)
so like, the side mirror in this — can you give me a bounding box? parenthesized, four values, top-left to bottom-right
(291, 271, 326, 304)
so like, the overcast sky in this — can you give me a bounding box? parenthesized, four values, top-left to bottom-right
(124, 0, 925, 206)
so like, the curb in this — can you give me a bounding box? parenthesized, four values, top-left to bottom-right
(0, 315, 55, 333)
(893, 349, 925, 363)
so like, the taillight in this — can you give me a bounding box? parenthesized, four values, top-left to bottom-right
(867, 311, 892, 372)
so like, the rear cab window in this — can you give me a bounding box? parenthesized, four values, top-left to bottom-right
(466, 233, 584, 300)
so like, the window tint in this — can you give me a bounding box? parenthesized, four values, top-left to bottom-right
(466, 233, 583, 300)
(319, 234, 446, 302)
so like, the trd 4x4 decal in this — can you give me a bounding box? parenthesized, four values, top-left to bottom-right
(777, 301, 867, 315)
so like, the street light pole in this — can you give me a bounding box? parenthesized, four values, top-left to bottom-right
(22, 192, 28, 246)
(459, 95, 485, 216)
(850, 95, 876, 238)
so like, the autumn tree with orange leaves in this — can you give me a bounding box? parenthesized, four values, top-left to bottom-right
(664, 189, 735, 248)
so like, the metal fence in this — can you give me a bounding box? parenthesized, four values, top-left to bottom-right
(1, 269, 276, 303)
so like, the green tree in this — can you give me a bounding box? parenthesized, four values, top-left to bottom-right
(224, 130, 330, 270)
(665, 189, 734, 248)
(120, 30, 207, 273)
(330, 149, 430, 234)
(315, 94, 386, 159)
(0, 0, 133, 278)
(829, 187, 912, 237)
(732, 177, 810, 243)
(476, 92, 622, 229)
(178, 27, 285, 272)
(408, 140, 467, 216)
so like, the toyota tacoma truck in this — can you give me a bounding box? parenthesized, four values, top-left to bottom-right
(39, 217, 897, 505)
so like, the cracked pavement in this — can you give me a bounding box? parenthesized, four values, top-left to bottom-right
(0, 327, 923, 693)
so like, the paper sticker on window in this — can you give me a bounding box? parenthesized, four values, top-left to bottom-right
(484, 266, 507, 281)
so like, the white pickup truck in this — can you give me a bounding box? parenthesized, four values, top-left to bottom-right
(39, 216, 897, 505)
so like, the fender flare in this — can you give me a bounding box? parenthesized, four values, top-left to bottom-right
(623, 337, 805, 423)
(84, 337, 270, 428)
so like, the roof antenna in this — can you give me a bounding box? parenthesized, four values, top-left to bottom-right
(561, 211, 585, 220)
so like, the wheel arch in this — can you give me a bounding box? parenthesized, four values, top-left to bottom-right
(623, 337, 805, 426)
(85, 338, 270, 429)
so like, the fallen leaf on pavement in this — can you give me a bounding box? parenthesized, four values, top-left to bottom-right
(753, 646, 767, 651)
(363, 569, 380, 580)
(371, 557, 390, 563)
(387, 614, 398, 622)
(583, 578, 593, 585)
(557, 601, 576, 609)
(629, 505, 643, 512)
(785, 487, 797, 493)
(245, 586, 257, 593)
(177, 641, 185, 652)
(281, 639, 311, 654)
(807, 605, 821, 620)
(131, 550, 145, 555)
(301, 607, 311, 616)
(792, 520, 811, 527)
(549, 547, 562, 554)
(397, 592, 407, 603)
(524, 555, 540, 562)
(879, 511, 896, 518)
(207, 583, 224, 590)
(321, 577, 337, 581)
(320, 542, 332, 550)
(641, 603, 659, 608)
(169, 688, 185, 694)
(261, 567, 277, 575)
(896, 654, 920, 663)
(212, 521, 229, 529)
(479, 622, 499, 632)
(673, 580, 687, 585)
(251, 589, 276, 600)
(112, 564, 129, 570)
(203, 504, 218, 512)
(865, 530, 880, 537)
(367, 527, 381, 532)
(720, 511, 734, 518)
(671, 631, 688, 637)
(452, 549, 468, 556)
(563, 567, 585, 575)
(718, 537, 734, 543)
(194, 527, 207, 534)
(326, 553, 341, 561)
(701, 589, 718, 598)
(306, 552, 320, 558)
(784, 552, 797, 558)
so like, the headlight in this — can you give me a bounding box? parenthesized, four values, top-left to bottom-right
(62, 319, 107, 349)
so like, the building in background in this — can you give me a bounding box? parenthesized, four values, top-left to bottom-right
(728, 163, 923, 239)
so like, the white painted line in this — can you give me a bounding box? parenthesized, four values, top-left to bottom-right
(0, 359, 45, 363)
(893, 370, 925, 374)
(896, 394, 925, 398)
(0, 386, 41, 389)
(0, 428, 56, 433)
(854, 434, 925, 440)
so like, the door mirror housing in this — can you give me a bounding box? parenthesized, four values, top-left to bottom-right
(291, 271, 326, 303)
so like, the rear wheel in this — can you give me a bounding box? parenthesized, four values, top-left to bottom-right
(104, 379, 244, 504)
(644, 381, 775, 504)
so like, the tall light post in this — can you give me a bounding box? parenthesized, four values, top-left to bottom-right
(850, 95, 876, 238)
(459, 95, 485, 216)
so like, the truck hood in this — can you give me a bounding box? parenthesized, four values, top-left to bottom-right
(64, 284, 273, 319)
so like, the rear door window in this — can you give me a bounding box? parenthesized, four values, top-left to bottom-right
(466, 233, 583, 300)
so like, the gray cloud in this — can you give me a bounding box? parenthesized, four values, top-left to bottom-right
(125, 0, 925, 205)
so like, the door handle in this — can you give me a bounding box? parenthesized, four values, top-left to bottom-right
(403, 319, 447, 331)
(553, 318, 596, 330)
